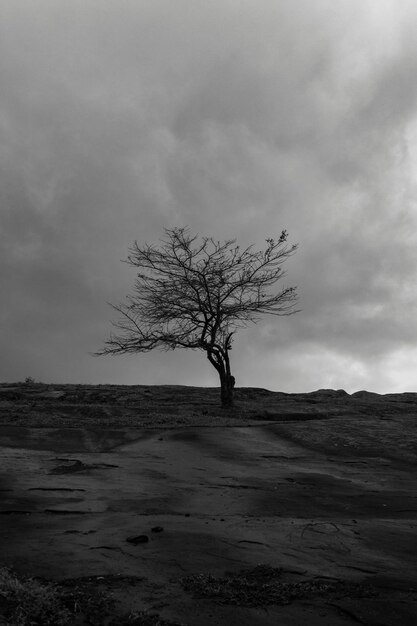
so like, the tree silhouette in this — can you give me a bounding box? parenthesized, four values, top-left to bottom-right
(99, 227, 298, 406)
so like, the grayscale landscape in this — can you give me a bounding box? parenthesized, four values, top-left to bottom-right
(3, 1, 417, 624)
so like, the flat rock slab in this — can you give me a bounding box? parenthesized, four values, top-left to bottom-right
(0, 423, 416, 625)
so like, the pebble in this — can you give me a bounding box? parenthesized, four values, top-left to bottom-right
(126, 535, 149, 545)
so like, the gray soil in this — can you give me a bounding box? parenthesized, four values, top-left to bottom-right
(0, 383, 417, 625)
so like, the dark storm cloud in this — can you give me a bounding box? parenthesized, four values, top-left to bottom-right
(1, 0, 417, 390)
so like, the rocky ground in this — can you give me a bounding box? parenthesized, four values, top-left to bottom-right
(0, 382, 416, 625)
(2, 381, 417, 426)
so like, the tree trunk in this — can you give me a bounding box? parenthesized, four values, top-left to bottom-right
(220, 372, 235, 407)
(206, 348, 235, 407)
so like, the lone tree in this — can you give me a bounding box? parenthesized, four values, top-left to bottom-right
(99, 227, 298, 407)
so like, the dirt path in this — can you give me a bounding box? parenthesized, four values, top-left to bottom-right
(1, 422, 416, 625)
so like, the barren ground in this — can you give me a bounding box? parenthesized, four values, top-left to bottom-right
(0, 382, 416, 625)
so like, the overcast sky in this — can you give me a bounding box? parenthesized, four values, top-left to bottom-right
(2, 0, 417, 393)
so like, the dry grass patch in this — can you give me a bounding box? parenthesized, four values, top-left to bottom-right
(0, 568, 185, 626)
(181, 564, 377, 607)
(109, 611, 185, 625)
(0, 567, 71, 625)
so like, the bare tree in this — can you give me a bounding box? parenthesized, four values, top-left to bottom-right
(98, 227, 298, 407)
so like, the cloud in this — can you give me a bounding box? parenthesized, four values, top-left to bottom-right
(1, 0, 417, 390)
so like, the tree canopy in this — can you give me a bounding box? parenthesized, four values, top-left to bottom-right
(99, 227, 299, 406)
